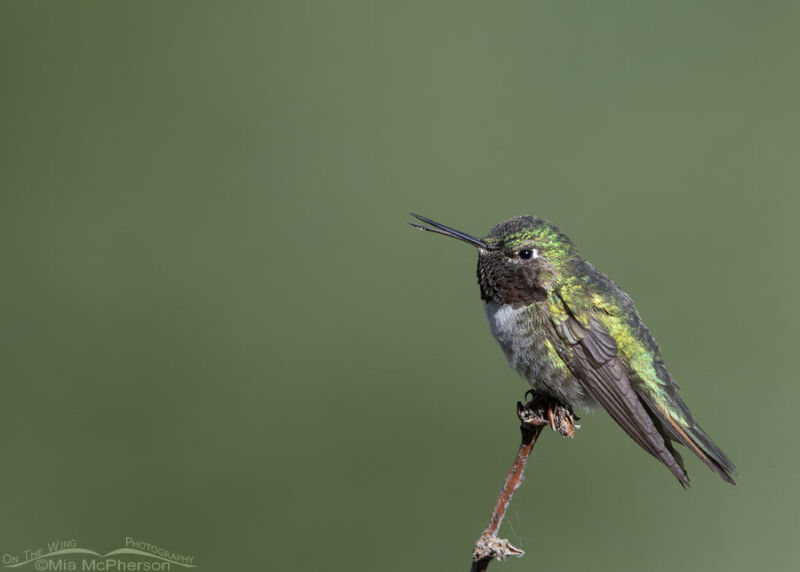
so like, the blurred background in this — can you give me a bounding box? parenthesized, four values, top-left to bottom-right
(2, 2, 798, 571)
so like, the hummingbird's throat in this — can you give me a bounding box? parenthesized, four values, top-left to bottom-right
(476, 256, 549, 304)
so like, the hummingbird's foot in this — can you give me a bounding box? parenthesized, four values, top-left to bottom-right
(520, 393, 579, 437)
(472, 531, 524, 562)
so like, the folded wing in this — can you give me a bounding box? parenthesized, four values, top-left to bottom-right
(548, 301, 691, 485)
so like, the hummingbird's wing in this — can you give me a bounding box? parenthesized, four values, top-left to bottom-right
(549, 272, 736, 485)
(547, 291, 691, 485)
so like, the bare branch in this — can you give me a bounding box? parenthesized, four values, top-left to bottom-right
(469, 398, 577, 572)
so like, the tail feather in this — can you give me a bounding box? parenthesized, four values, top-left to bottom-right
(647, 399, 737, 485)
(675, 421, 737, 484)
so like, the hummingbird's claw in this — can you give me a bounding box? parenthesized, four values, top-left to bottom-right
(518, 393, 578, 437)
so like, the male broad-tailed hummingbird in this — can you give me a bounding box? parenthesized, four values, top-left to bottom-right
(410, 213, 735, 485)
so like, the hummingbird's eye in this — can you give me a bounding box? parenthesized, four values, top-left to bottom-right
(518, 249, 535, 260)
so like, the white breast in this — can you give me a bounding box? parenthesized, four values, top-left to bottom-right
(483, 301, 588, 406)
(484, 302, 527, 347)
(483, 301, 534, 377)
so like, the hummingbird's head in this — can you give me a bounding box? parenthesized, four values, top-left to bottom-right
(410, 214, 576, 305)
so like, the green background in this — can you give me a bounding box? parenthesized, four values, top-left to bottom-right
(2, 2, 798, 571)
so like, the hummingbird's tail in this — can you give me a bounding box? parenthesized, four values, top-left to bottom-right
(646, 400, 737, 485)
(666, 416, 737, 485)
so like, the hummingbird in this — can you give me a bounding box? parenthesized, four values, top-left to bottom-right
(410, 213, 736, 486)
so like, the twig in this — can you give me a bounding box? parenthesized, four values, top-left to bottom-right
(469, 398, 577, 572)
